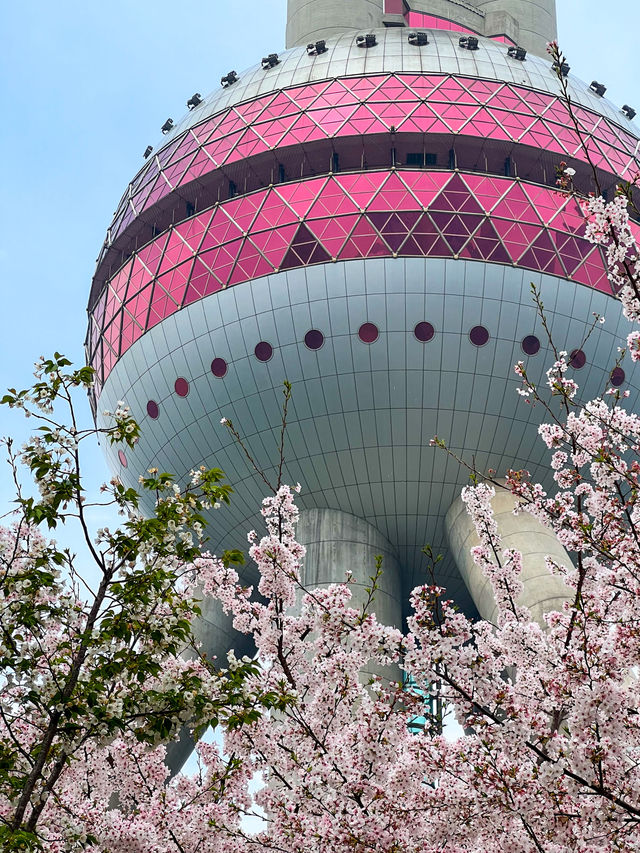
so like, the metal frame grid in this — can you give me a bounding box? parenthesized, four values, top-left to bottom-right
(89, 170, 639, 390)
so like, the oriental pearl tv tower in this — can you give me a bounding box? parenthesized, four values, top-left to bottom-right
(88, 0, 639, 763)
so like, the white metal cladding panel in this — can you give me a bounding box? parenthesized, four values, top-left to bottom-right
(99, 257, 637, 616)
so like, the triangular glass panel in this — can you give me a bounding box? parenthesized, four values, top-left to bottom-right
(401, 74, 442, 100)
(182, 149, 215, 182)
(552, 233, 593, 277)
(341, 75, 386, 100)
(465, 108, 505, 140)
(464, 78, 502, 103)
(548, 196, 587, 237)
(518, 230, 564, 275)
(198, 241, 242, 286)
(252, 191, 299, 232)
(287, 80, 333, 110)
(177, 211, 215, 253)
(462, 174, 508, 212)
(147, 288, 180, 330)
(572, 246, 610, 292)
(491, 182, 543, 224)
(221, 192, 266, 235)
(127, 257, 152, 300)
(432, 212, 483, 254)
(280, 224, 331, 269)
(264, 90, 298, 117)
(368, 172, 422, 212)
(183, 258, 224, 305)
(256, 116, 299, 148)
(203, 131, 242, 166)
(373, 75, 417, 102)
(431, 76, 478, 105)
(215, 109, 249, 138)
(520, 121, 564, 157)
(338, 172, 387, 210)
(231, 127, 268, 161)
(519, 88, 553, 114)
(401, 171, 451, 205)
(229, 239, 275, 284)
(308, 178, 361, 218)
(311, 79, 357, 109)
(249, 224, 299, 269)
(381, 100, 420, 130)
(156, 261, 194, 305)
(120, 309, 145, 352)
(338, 217, 387, 259)
(125, 283, 152, 327)
(522, 185, 564, 226)
(370, 210, 421, 252)
(305, 214, 360, 257)
(346, 104, 388, 135)
(104, 313, 123, 352)
(405, 214, 450, 256)
(199, 210, 244, 252)
(493, 220, 543, 258)
(488, 108, 537, 139)
(275, 177, 328, 217)
(396, 102, 450, 134)
(310, 104, 358, 136)
(430, 173, 484, 215)
(287, 113, 327, 144)
(156, 136, 184, 168)
(498, 85, 539, 115)
(163, 230, 195, 268)
(460, 219, 510, 264)
(233, 92, 277, 125)
(438, 102, 478, 132)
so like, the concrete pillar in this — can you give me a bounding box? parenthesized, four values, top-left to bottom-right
(297, 508, 404, 683)
(165, 598, 256, 775)
(445, 484, 571, 626)
(474, 0, 557, 57)
(286, 0, 385, 48)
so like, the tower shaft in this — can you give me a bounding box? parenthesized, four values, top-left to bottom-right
(285, 0, 557, 57)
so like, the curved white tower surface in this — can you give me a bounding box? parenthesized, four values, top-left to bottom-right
(87, 2, 639, 768)
(286, 0, 557, 57)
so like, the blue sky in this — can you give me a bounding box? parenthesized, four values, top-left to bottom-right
(0, 0, 637, 532)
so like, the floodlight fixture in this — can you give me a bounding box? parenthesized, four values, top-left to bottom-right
(459, 35, 479, 50)
(553, 60, 570, 76)
(143, 145, 153, 159)
(221, 71, 239, 87)
(187, 93, 203, 109)
(590, 80, 607, 97)
(261, 53, 280, 70)
(356, 33, 377, 48)
(408, 31, 429, 46)
(622, 104, 637, 120)
(161, 118, 174, 134)
(507, 45, 527, 61)
(306, 39, 328, 56)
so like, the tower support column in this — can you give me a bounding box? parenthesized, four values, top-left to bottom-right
(297, 508, 404, 681)
(445, 484, 571, 625)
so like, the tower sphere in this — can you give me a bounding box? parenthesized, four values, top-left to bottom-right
(87, 10, 640, 765)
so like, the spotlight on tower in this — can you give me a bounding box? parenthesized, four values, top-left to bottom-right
(408, 31, 429, 47)
(261, 53, 280, 70)
(507, 45, 527, 61)
(161, 119, 174, 135)
(186, 93, 203, 110)
(307, 39, 328, 56)
(622, 104, 637, 120)
(553, 60, 570, 77)
(458, 35, 479, 50)
(356, 33, 377, 48)
(221, 70, 239, 88)
(143, 145, 153, 159)
(590, 80, 607, 97)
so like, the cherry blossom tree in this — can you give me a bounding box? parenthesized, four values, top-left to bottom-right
(3, 44, 640, 853)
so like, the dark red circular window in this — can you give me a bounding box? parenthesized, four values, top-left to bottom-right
(255, 341, 273, 362)
(358, 322, 379, 344)
(118, 450, 128, 468)
(469, 325, 489, 347)
(610, 366, 625, 387)
(174, 378, 190, 397)
(304, 329, 325, 350)
(569, 349, 586, 369)
(414, 322, 435, 343)
(521, 335, 541, 356)
(146, 400, 159, 419)
(211, 358, 228, 378)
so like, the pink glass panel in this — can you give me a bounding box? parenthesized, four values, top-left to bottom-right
(95, 171, 626, 384)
